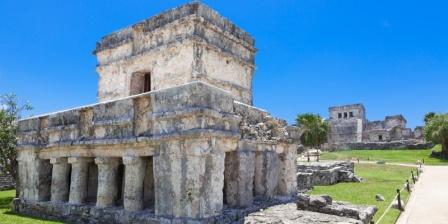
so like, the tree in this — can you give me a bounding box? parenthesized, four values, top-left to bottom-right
(296, 113, 329, 149)
(424, 112, 436, 124)
(424, 113, 448, 158)
(0, 94, 32, 185)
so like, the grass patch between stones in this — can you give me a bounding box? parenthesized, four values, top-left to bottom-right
(310, 163, 414, 224)
(0, 190, 62, 224)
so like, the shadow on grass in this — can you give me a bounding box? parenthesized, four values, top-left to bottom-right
(0, 196, 14, 209)
(429, 152, 448, 163)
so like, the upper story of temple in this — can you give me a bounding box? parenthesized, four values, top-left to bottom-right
(93, 2, 257, 105)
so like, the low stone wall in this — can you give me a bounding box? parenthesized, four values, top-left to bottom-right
(13, 197, 295, 224)
(323, 140, 434, 151)
(297, 161, 361, 192)
(297, 194, 377, 224)
(0, 174, 15, 191)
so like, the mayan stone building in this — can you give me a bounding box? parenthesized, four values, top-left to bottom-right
(13, 2, 297, 223)
(326, 103, 430, 150)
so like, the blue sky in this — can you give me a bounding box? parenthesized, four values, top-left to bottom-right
(1, 0, 447, 128)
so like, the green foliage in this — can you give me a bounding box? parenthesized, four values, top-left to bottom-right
(296, 113, 329, 148)
(424, 114, 448, 158)
(424, 112, 436, 124)
(0, 94, 32, 181)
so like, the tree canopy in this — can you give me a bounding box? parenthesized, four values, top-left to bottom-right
(424, 113, 448, 158)
(296, 113, 329, 148)
(0, 94, 32, 181)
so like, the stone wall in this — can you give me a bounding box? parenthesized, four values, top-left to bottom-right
(328, 103, 427, 148)
(323, 140, 434, 151)
(94, 2, 256, 105)
(297, 161, 361, 192)
(297, 194, 377, 224)
(15, 82, 297, 223)
(0, 173, 15, 191)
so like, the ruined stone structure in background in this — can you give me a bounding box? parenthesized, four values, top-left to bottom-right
(13, 3, 297, 223)
(326, 104, 432, 150)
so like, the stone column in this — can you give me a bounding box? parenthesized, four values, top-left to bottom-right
(277, 145, 298, 196)
(50, 158, 71, 202)
(224, 141, 255, 208)
(68, 157, 92, 204)
(254, 148, 279, 198)
(95, 157, 120, 208)
(123, 156, 146, 211)
(153, 138, 225, 219)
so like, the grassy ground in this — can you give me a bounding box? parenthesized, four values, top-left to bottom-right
(0, 190, 62, 224)
(320, 145, 448, 165)
(311, 163, 414, 224)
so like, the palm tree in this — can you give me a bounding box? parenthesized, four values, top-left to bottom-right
(296, 113, 329, 149)
(424, 113, 448, 158)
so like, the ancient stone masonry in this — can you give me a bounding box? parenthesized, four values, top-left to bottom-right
(297, 194, 377, 224)
(0, 173, 15, 191)
(13, 2, 297, 223)
(326, 103, 430, 150)
(297, 161, 362, 192)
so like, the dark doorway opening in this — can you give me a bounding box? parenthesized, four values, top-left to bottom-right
(130, 72, 152, 95)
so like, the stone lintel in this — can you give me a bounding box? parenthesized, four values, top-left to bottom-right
(50, 157, 67, 164)
(95, 157, 120, 165)
(68, 157, 93, 164)
(122, 156, 144, 166)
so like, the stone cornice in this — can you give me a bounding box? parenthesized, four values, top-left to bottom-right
(94, 2, 255, 54)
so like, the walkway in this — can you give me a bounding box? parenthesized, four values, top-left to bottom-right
(397, 166, 448, 224)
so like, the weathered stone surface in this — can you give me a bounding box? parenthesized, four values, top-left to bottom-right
(94, 2, 256, 105)
(224, 143, 255, 208)
(14, 2, 298, 223)
(324, 140, 434, 151)
(95, 157, 120, 208)
(297, 161, 362, 192)
(50, 158, 70, 202)
(254, 150, 279, 198)
(297, 194, 377, 224)
(68, 157, 93, 204)
(0, 173, 15, 191)
(325, 103, 430, 150)
(245, 203, 362, 224)
(122, 156, 146, 212)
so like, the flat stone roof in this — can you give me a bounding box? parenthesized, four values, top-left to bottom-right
(94, 2, 255, 54)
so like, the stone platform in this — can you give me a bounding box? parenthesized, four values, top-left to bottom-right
(13, 197, 296, 224)
(297, 161, 361, 192)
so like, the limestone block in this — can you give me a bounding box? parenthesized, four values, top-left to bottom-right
(123, 156, 146, 211)
(68, 157, 93, 204)
(254, 149, 279, 198)
(50, 158, 71, 202)
(95, 157, 120, 208)
(277, 145, 298, 196)
(154, 138, 225, 219)
(224, 142, 255, 208)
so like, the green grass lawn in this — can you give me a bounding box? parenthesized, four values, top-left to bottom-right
(0, 190, 62, 224)
(320, 145, 448, 165)
(310, 163, 415, 224)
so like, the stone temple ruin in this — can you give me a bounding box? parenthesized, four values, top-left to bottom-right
(13, 3, 298, 223)
(326, 103, 432, 150)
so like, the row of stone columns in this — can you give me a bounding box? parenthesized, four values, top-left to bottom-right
(49, 156, 148, 212)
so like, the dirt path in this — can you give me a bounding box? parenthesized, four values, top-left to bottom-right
(396, 166, 448, 224)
